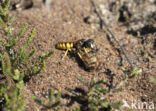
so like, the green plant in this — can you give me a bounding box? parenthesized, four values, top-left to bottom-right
(65, 76, 123, 111)
(0, 0, 53, 110)
(32, 89, 61, 110)
(122, 67, 142, 78)
(0, 52, 25, 111)
(68, 107, 80, 111)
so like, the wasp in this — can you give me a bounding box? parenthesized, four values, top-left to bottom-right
(55, 39, 99, 71)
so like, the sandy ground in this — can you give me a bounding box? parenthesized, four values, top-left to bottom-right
(5, 0, 156, 110)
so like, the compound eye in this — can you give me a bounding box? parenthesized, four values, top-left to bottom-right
(85, 39, 94, 48)
(90, 43, 95, 48)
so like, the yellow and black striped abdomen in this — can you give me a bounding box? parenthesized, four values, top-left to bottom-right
(56, 42, 74, 50)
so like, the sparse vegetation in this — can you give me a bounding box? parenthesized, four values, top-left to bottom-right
(64, 76, 123, 111)
(122, 67, 142, 79)
(33, 66, 142, 111)
(0, 0, 53, 110)
(33, 89, 61, 110)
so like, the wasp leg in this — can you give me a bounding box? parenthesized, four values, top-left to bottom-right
(62, 49, 71, 60)
(77, 52, 83, 60)
(83, 47, 90, 57)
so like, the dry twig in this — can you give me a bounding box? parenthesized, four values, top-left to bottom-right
(90, 0, 133, 68)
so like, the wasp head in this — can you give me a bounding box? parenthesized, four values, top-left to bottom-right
(84, 39, 98, 52)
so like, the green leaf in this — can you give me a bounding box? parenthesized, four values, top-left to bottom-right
(4, 13, 9, 22)
(72, 107, 80, 111)
(16, 80, 24, 89)
(32, 96, 48, 108)
(0, 17, 4, 26)
(56, 91, 61, 102)
(7, 26, 12, 35)
(130, 67, 142, 78)
(99, 89, 108, 94)
(32, 96, 44, 106)
(90, 79, 107, 88)
(111, 101, 122, 109)
(4, 93, 9, 103)
(4, 0, 10, 12)
(21, 48, 36, 65)
(15, 24, 27, 39)
(34, 61, 45, 75)
(22, 29, 35, 52)
(49, 89, 54, 106)
(2, 52, 12, 77)
(102, 102, 109, 108)
(0, 5, 3, 14)
(13, 69, 20, 80)
(8, 17, 15, 27)
(19, 29, 35, 55)
(40, 51, 54, 62)
(13, 29, 35, 67)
